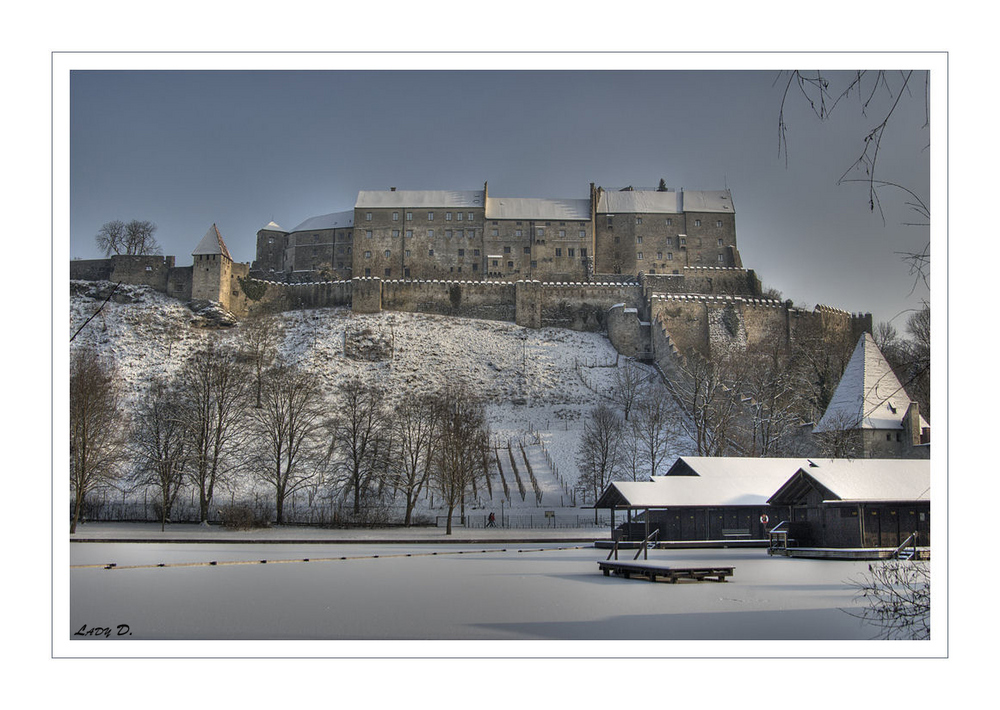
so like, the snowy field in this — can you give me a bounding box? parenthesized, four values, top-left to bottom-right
(69, 540, 887, 647)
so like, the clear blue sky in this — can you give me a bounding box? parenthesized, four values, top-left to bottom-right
(69, 68, 931, 329)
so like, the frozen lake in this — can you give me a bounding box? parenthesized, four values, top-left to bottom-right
(70, 541, 884, 642)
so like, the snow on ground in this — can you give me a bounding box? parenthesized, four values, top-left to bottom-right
(68, 283, 693, 521)
(68, 541, 880, 643)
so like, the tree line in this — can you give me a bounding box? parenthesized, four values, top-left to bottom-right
(69, 312, 491, 534)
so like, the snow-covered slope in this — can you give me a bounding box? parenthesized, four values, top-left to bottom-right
(69, 282, 686, 521)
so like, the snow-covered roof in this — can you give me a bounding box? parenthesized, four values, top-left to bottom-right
(289, 210, 355, 233)
(596, 457, 814, 508)
(814, 333, 929, 432)
(260, 221, 286, 233)
(596, 189, 733, 215)
(485, 197, 590, 221)
(768, 459, 930, 504)
(192, 224, 232, 260)
(356, 190, 485, 209)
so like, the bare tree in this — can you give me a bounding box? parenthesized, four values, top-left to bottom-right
(431, 385, 491, 535)
(610, 359, 645, 421)
(175, 343, 252, 524)
(734, 337, 809, 457)
(631, 384, 680, 478)
(249, 365, 325, 525)
(96, 219, 162, 256)
(70, 348, 126, 533)
(390, 395, 439, 526)
(130, 379, 188, 531)
(665, 349, 746, 457)
(327, 376, 391, 517)
(776, 70, 930, 284)
(576, 404, 624, 521)
(847, 559, 930, 640)
(237, 309, 284, 408)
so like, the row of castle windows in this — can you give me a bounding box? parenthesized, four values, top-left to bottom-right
(366, 211, 478, 222)
(608, 216, 724, 228)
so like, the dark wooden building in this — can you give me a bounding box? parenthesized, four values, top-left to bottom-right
(767, 459, 930, 548)
(594, 457, 814, 542)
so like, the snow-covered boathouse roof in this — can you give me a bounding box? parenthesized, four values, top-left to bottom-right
(596, 189, 733, 214)
(192, 224, 232, 260)
(356, 189, 485, 209)
(289, 210, 355, 233)
(485, 197, 591, 222)
(594, 457, 814, 509)
(814, 333, 929, 433)
(767, 459, 930, 505)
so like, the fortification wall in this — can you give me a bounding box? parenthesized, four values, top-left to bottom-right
(535, 281, 643, 331)
(607, 304, 643, 357)
(249, 278, 353, 312)
(381, 279, 516, 321)
(641, 267, 761, 297)
(70, 259, 113, 281)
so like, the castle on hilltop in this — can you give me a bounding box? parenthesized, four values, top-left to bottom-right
(251, 182, 742, 284)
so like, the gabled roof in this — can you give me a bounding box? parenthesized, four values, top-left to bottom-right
(594, 457, 813, 509)
(485, 197, 590, 221)
(767, 459, 930, 505)
(192, 224, 232, 260)
(289, 210, 355, 232)
(356, 190, 485, 209)
(814, 333, 929, 433)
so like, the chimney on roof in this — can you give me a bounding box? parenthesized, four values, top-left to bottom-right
(390, 186, 396, 191)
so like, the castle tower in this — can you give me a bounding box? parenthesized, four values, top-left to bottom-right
(191, 223, 234, 306)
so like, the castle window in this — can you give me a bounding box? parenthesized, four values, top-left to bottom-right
(392, 212, 399, 221)
(695, 219, 701, 227)
(666, 218, 672, 226)
(446, 230, 453, 238)
(515, 230, 522, 237)
(456, 230, 464, 238)
(508, 261, 514, 268)
(559, 230, 566, 237)
(579, 230, 586, 238)
(679, 237, 686, 245)
(537, 228, 544, 236)
(716, 220, 723, 227)
(392, 230, 400, 238)
(385, 269, 391, 277)
(428, 249, 434, 256)
(384, 250, 391, 258)
(504, 246, 511, 254)
(637, 252, 643, 260)
(718, 254, 724, 263)
(457, 212, 463, 221)
(145, 266, 152, 271)
(718, 238, 724, 246)
(406, 230, 413, 238)
(365, 230, 372, 239)
(364, 251, 372, 258)
(607, 216, 613, 228)
(530, 260, 537, 268)
(474, 249, 480, 256)
(524, 247, 530, 255)
(458, 249, 465, 257)
(428, 229, 434, 237)
(636, 217, 642, 225)
(472, 263, 478, 272)
(366, 212, 372, 221)
(428, 212, 434, 220)
(657, 251, 663, 260)
(406, 212, 413, 221)
(555, 248, 562, 257)
(492, 229, 499, 237)
(580, 248, 587, 257)
(446, 212, 452, 221)
(636, 236, 643, 244)
(365, 268, 371, 277)
(568, 248, 575, 257)
(467, 213, 474, 221)
(268, 237, 274, 244)
(667, 253, 673, 260)
(405, 250, 411, 258)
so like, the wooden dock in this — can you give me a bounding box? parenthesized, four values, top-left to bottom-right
(598, 560, 734, 583)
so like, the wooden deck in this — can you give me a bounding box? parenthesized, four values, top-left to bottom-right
(598, 560, 734, 583)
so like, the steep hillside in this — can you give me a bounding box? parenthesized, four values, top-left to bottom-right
(69, 282, 687, 523)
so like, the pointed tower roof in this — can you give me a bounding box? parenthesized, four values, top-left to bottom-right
(192, 223, 232, 261)
(261, 220, 285, 233)
(814, 333, 929, 432)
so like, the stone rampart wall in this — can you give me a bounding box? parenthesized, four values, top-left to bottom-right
(381, 279, 516, 321)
